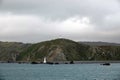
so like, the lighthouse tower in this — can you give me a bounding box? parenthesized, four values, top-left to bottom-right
(43, 57, 47, 64)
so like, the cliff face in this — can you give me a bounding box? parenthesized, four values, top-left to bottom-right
(0, 39, 120, 62)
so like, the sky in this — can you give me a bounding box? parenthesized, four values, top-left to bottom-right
(0, 0, 120, 43)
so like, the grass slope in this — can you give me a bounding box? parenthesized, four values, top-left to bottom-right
(17, 38, 90, 62)
(1, 38, 120, 62)
(0, 42, 30, 61)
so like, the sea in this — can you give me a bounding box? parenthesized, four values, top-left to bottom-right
(0, 63, 120, 80)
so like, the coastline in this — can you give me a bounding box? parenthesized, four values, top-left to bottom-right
(1, 61, 120, 64)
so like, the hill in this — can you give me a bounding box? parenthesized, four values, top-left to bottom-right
(17, 38, 120, 62)
(0, 38, 120, 62)
(17, 38, 90, 62)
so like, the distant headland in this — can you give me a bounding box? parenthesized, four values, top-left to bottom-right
(0, 38, 120, 63)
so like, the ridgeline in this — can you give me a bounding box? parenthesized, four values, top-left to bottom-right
(0, 38, 120, 62)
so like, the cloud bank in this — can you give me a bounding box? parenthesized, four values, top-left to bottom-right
(0, 0, 120, 43)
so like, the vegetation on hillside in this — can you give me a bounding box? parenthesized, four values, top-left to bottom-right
(0, 38, 120, 62)
(0, 42, 30, 61)
(17, 38, 90, 61)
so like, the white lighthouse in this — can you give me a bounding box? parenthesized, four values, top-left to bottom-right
(43, 57, 47, 64)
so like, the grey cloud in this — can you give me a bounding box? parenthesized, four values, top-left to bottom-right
(0, 0, 119, 24)
(0, 0, 120, 43)
(1, 0, 119, 31)
(1, 0, 119, 19)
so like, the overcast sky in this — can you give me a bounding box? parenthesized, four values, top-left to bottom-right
(0, 0, 120, 43)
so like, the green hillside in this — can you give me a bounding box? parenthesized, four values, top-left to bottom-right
(0, 38, 120, 62)
(17, 38, 90, 62)
(17, 38, 120, 62)
(0, 41, 30, 61)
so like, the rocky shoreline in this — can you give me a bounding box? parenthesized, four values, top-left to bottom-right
(1, 61, 120, 64)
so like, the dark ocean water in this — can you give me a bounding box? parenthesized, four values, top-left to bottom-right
(0, 63, 120, 80)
